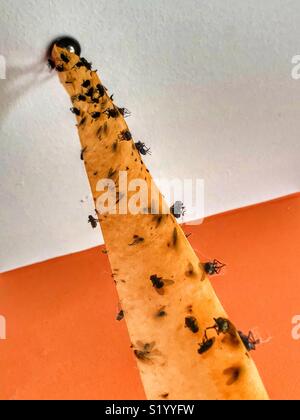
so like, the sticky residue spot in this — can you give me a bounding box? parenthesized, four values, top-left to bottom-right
(112, 141, 118, 152)
(172, 228, 178, 247)
(155, 306, 167, 318)
(185, 262, 195, 277)
(223, 366, 241, 385)
(153, 214, 163, 227)
(186, 304, 193, 314)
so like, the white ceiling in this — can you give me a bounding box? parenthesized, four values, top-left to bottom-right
(0, 0, 300, 273)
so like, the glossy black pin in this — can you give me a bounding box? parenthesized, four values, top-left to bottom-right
(47, 36, 82, 58)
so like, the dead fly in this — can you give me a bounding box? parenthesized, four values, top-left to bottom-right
(150, 275, 174, 295)
(118, 107, 131, 118)
(86, 87, 94, 98)
(81, 57, 92, 70)
(80, 146, 87, 160)
(134, 341, 160, 364)
(198, 333, 216, 355)
(170, 201, 186, 219)
(135, 141, 151, 156)
(72, 94, 87, 102)
(238, 330, 260, 352)
(70, 107, 80, 116)
(88, 215, 99, 229)
(96, 84, 106, 97)
(48, 59, 55, 70)
(203, 259, 226, 276)
(90, 111, 101, 121)
(116, 310, 125, 321)
(128, 235, 144, 246)
(105, 108, 119, 119)
(119, 130, 132, 141)
(206, 317, 235, 336)
(92, 97, 100, 104)
(55, 64, 64, 72)
(60, 53, 70, 63)
(185, 316, 199, 334)
(75, 57, 92, 70)
(82, 79, 91, 88)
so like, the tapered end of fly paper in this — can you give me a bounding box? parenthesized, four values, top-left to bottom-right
(50, 44, 269, 400)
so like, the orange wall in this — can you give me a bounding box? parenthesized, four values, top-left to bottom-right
(1, 193, 300, 400)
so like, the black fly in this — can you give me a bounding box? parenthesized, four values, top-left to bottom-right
(150, 275, 174, 295)
(150, 275, 164, 290)
(238, 331, 260, 352)
(86, 87, 94, 98)
(105, 108, 119, 119)
(135, 141, 151, 156)
(185, 316, 199, 333)
(70, 107, 80, 116)
(76, 57, 92, 70)
(198, 335, 215, 355)
(96, 84, 106, 97)
(88, 215, 99, 229)
(91, 111, 101, 120)
(56, 64, 64, 72)
(206, 317, 236, 336)
(203, 259, 226, 276)
(116, 310, 125, 321)
(82, 80, 91, 88)
(72, 94, 86, 102)
(119, 130, 132, 141)
(118, 107, 131, 118)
